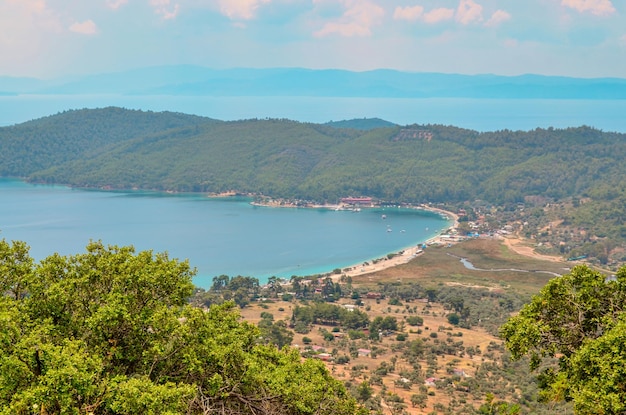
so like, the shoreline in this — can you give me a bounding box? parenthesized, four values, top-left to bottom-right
(249, 200, 460, 280)
(336, 220, 458, 280)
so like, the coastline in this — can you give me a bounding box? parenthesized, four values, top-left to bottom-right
(249, 199, 460, 280)
(337, 212, 458, 280)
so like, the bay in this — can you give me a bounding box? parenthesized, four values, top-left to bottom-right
(0, 179, 451, 288)
(1, 94, 625, 132)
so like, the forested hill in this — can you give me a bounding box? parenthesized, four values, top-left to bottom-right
(1, 107, 625, 209)
(0, 107, 216, 175)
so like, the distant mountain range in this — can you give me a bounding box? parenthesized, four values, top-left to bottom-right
(1, 66, 626, 99)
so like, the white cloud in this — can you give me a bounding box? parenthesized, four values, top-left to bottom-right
(218, 0, 271, 20)
(561, 0, 616, 16)
(0, 0, 63, 40)
(485, 9, 511, 27)
(69, 19, 98, 35)
(314, 1, 384, 37)
(150, 0, 180, 20)
(393, 5, 424, 22)
(423, 7, 455, 24)
(106, 0, 128, 10)
(456, 0, 483, 25)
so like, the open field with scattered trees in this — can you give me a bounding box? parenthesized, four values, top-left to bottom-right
(194, 237, 598, 414)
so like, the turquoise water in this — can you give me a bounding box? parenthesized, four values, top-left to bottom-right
(0, 179, 451, 288)
(1, 95, 625, 132)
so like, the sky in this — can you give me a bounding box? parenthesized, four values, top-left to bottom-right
(1, 0, 625, 79)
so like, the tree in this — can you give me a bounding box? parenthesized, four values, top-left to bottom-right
(356, 381, 373, 403)
(406, 316, 423, 326)
(266, 275, 283, 298)
(258, 319, 295, 349)
(0, 239, 365, 415)
(369, 316, 398, 339)
(478, 393, 521, 415)
(500, 265, 626, 414)
(0, 239, 33, 301)
(410, 393, 427, 409)
(447, 313, 460, 326)
(211, 274, 229, 291)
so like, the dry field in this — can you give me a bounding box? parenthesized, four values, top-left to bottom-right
(240, 237, 571, 414)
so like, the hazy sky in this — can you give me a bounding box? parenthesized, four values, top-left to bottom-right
(1, 0, 625, 78)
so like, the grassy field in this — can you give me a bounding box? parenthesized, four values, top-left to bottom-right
(352, 237, 570, 294)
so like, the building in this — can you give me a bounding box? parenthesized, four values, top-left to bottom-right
(340, 197, 373, 206)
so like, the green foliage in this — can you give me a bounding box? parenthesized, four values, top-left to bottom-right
(501, 265, 626, 414)
(324, 118, 397, 130)
(355, 381, 374, 402)
(368, 316, 398, 340)
(3, 110, 626, 210)
(447, 313, 460, 326)
(192, 274, 260, 308)
(258, 319, 294, 349)
(478, 393, 521, 415)
(568, 316, 626, 414)
(0, 239, 363, 415)
(0, 108, 212, 178)
(406, 315, 424, 326)
(291, 302, 369, 330)
(410, 392, 427, 409)
(335, 355, 350, 365)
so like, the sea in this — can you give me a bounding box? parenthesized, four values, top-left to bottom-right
(0, 178, 451, 288)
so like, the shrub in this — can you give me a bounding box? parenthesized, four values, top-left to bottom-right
(447, 313, 460, 325)
(406, 316, 424, 326)
(335, 355, 350, 365)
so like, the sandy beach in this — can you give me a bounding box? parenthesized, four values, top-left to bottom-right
(250, 198, 461, 280)
(332, 205, 460, 279)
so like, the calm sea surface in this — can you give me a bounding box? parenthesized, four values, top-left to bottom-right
(0, 179, 450, 288)
(0, 95, 625, 132)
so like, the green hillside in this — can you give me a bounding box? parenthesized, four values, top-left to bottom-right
(0, 107, 215, 177)
(1, 107, 625, 262)
(324, 118, 397, 130)
(1, 108, 624, 205)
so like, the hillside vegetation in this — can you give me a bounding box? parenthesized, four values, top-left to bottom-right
(1, 108, 624, 204)
(0, 239, 363, 415)
(1, 107, 625, 261)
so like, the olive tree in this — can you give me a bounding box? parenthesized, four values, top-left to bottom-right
(500, 265, 626, 414)
(0, 239, 365, 415)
